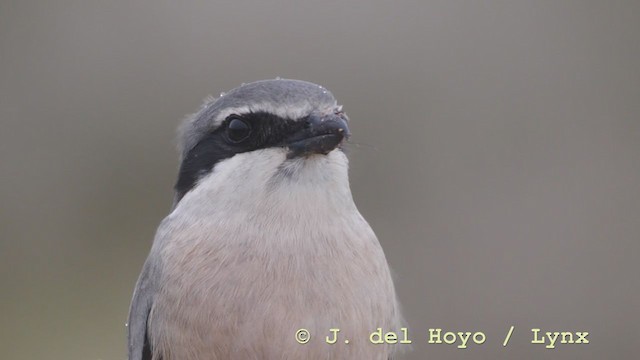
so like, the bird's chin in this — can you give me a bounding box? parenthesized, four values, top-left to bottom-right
(271, 147, 348, 184)
(286, 134, 345, 159)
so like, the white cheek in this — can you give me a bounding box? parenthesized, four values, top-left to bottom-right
(172, 148, 352, 218)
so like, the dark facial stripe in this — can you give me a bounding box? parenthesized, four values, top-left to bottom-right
(173, 111, 307, 203)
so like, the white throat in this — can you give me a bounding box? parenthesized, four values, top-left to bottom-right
(171, 148, 358, 228)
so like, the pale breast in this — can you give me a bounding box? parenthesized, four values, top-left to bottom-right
(148, 211, 401, 360)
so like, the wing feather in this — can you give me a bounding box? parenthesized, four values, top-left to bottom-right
(127, 259, 158, 360)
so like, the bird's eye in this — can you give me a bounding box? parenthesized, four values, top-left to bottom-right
(226, 117, 251, 143)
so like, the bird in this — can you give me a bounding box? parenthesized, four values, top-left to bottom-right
(127, 79, 403, 360)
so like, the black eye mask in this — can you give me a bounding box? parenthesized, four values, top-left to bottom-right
(174, 111, 306, 203)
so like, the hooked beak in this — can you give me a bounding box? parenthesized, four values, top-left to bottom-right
(286, 113, 350, 158)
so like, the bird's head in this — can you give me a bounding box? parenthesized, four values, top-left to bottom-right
(172, 79, 352, 210)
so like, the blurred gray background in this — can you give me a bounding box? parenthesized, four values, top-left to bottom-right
(1, 1, 639, 359)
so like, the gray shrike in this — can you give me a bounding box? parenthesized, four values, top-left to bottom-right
(127, 79, 403, 359)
